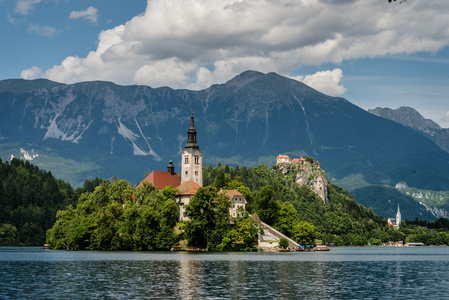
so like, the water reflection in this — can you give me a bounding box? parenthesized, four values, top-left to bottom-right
(1, 247, 449, 299)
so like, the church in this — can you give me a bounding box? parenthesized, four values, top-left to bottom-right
(387, 204, 401, 230)
(138, 112, 246, 220)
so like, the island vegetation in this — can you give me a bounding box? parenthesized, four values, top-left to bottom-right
(2, 158, 449, 249)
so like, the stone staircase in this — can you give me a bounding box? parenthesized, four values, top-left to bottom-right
(252, 213, 299, 250)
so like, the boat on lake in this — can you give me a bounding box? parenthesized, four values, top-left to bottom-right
(315, 245, 330, 251)
(170, 246, 184, 251)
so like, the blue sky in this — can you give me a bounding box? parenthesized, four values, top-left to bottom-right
(1, 0, 449, 127)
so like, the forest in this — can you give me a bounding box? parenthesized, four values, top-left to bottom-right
(2, 158, 449, 249)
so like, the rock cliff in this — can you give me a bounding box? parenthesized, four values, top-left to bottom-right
(276, 161, 328, 203)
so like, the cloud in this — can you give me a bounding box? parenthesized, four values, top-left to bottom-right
(27, 23, 58, 37)
(291, 69, 346, 96)
(15, 0, 42, 15)
(7, 13, 16, 24)
(443, 111, 449, 123)
(40, 0, 449, 90)
(21, 66, 42, 79)
(69, 6, 98, 23)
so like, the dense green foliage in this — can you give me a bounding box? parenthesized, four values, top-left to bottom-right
(203, 164, 449, 246)
(46, 180, 180, 250)
(5, 156, 448, 249)
(0, 158, 79, 245)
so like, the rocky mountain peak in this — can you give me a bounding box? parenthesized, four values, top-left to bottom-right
(369, 106, 441, 131)
(368, 106, 449, 153)
(224, 70, 265, 88)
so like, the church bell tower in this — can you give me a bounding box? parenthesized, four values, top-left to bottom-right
(181, 112, 203, 186)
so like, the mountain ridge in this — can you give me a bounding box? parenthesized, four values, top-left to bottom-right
(368, 106, 449, 154)
(1, 72, 449, 200)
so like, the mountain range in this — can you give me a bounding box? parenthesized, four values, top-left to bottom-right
(1, 71, 449, 220)
(369, 106, 449, 154)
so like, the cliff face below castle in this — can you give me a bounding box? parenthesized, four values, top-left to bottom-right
(276, 162, 328, 203)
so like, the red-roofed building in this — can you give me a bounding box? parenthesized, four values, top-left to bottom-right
(176, 181, 202, 220)
(292, 158, 300, 162)
(277, 154, 291, 164)
(137, 171, 181, 190)
(136, 159, 180, 190)
(220, 189, 247, 218)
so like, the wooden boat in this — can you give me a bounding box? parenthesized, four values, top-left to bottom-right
(170, 246, 184, 251)
(315, 245, 330, 251)
(185, 247, 207, 252)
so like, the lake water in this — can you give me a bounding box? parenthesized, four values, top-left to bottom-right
(1, 247, 449, 299)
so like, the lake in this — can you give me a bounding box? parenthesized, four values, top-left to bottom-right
(1, 246, 449, 299)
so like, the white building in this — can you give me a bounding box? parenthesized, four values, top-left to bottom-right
(387, 204, 401, 230)
(276, 154, 292, 164)
(221, 189, 247, 218)
(181, 112, 203, 186)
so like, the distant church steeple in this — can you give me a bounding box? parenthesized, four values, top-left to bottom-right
(181, 112, 203, 186)
(396, 204, 401, 228)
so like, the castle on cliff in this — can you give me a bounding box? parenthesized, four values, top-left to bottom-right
(276, 154, 320, 168)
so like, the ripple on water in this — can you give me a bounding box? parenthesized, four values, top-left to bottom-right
(1, 247, 449, 299)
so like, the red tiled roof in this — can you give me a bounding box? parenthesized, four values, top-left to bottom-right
(252, 213, 261, 223)
(176, 181, 201, 195)
(277, 154, 291, 159)
(292, 158, 300, 162)
(137, 171, 181, 190)
(299, 157, 306, 161)
(221, 189, 243, 201)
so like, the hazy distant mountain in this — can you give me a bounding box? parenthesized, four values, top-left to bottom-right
(369, 106, 449, 154)
(1, 71, 449, 199)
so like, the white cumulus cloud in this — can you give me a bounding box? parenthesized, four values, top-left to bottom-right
(15, 0, 41, 15)
(69, 6, 98, 23)
(21, 66, 42, 79)
(38, 0, 449, 90)
(291, 69, 346, 97)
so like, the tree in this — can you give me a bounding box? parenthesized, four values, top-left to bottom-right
(0, 223, 18, 246)
(216, 217, 258, 251)
(255, 185, 280, 225)
(279, 238, 289, 249)
(292, 221, 316, 245)
(184, 187, 217, 248)
(305, 156, 314, 164)
(274, 202, 299, 237)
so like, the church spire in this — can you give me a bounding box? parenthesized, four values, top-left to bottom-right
(396, 204, 401, 229)
(185, 111, 199, 150)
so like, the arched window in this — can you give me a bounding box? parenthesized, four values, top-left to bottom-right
(184, 156, 189, 164)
